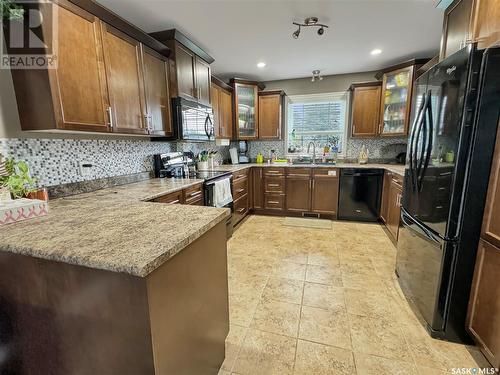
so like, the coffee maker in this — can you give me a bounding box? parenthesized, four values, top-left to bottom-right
(238, 141, 250, 164)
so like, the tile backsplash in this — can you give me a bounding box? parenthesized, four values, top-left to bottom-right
(0, 135, 407, 189)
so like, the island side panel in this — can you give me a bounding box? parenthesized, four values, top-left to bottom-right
(146, 220, 229, 375)
(0, 253, 155, 375)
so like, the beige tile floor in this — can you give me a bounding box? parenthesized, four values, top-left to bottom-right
(219, 215, 489, 375)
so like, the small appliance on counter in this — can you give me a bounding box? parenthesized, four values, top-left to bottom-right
(229, 148, 239, 165)
(153, 152, 195, 178)
(237, 141, 250, 164)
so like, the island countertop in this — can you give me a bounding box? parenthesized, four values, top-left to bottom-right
(0, 178, 230, 277)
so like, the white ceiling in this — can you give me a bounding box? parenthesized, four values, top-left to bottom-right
(97, 0, 444, 82)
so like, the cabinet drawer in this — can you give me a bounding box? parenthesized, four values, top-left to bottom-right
(264, 194, 285, 210)
(233, 193, 249, 226)
(391, 172, 404, 187)
(314, 168, 339, 178)
(153, 190, 183, 204)
(263, 167, 285, 177)
(232, 168, 249, 183)
(264, 177, 285, 193)
(183, 183, 204, 204)
(286, 168, 311, 177)
(232, 177, 248, 200)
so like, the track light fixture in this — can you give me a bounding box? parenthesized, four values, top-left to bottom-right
(311, 70, 323, 82)
(292, 17, 329, 39)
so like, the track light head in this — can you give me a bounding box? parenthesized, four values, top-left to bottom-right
(292, 27, 301, 39)
(317, 27, 325, 36)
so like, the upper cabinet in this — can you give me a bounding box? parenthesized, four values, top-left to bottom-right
(101, 24, 147, 135)
(350, 82, 382, 138)
(142, 47, 173, 137)
(232, 79, 259, 140)
(211, 77, 233, 140)
(8, 0, 172, 136)
(378, 66, 414, 137)
(258, 91, 286, 140)
(150, 29, 214, 107)
(441, 0, 500, 60)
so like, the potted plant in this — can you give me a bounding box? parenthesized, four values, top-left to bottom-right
(0, 157, 37, 200)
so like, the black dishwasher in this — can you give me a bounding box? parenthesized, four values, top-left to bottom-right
(338, 168, 384, 221)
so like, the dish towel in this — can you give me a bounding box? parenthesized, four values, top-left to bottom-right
(213, 178, 233, 208)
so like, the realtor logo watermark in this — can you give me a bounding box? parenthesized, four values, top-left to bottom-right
(1, 0, 58, 69)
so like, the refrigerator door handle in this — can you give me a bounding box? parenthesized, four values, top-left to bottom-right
(409, 94, 427, 192)
(412, 93, 429, 191)
(401, 208, 442, 243)
(418, 91, 434, 191)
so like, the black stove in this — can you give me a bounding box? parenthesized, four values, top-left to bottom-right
(195, 170, 232, 182)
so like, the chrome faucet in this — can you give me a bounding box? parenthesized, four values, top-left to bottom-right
(307, 141, 316, 164)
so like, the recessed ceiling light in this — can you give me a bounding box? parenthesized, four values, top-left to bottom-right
(371, 49, 382, 56)
(257, 62, 266, 68)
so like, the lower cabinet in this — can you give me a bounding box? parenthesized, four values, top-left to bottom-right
(311, 169, 339, 217)
(151, 183, 204, 205)
(252, 167, 264, 209)
(232, 169, 250, 226)
(380, 171, 393, 223)
(467, 239, 500, 367)
(286, 177, 311, 212)
(385, 175, 403, 241)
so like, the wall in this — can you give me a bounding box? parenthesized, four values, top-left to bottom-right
(250, 71, 408, 162)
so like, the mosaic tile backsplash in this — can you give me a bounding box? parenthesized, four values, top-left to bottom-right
(0, 135, 407, 189)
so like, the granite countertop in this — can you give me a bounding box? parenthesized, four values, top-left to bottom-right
(201, 163, 406, 176)
(0, 178, 230, 278)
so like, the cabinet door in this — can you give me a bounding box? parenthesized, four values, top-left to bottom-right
(467, 239, 500, 367)
(211, 85, 221, 136)
(471, 0, 500, 49)
(195, 57, 211, 106)
(101, 24, 147, 134)
(387, 180, 403, 241)
(252, 168, 263, 209)
(481, 121, 500, 249)
(258, 94, 281, 139)
(380, 171, 393, 223)
(234, 83, 258, 139)
(379, 66, 414, 137)
(311, 176, 339, 216)
(286, 177, 311, 212)
(441, 0, 474, 59)
(175, 44, 196, 100)
(351, 85, 381, 137)
(142, 48, 172, 136)
(49, 2, 110, 132)
(220, 89, 233, 139)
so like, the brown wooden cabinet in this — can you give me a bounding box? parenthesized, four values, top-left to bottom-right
(286, 168, 312, 212)
(232, 169, 250, 226)
(232, 79, 259, 140)
(9, 0, 172, 136)
(471, 0, 500, 49)
(252, 168, 264, 209)
(151, 183, 204, 206)
(350, 82, 382, 138)
(441, 0, 475, 60)
(142, 47, 173, 136)
(311, 169, 339, 217)
(467, 120, 500, 367)
(150, 30, 213, 107)
(386, 175, 403, 241)
(101, 24, 148, 135)
(211, 79, 233, 139)
(258, 91, 285, 140)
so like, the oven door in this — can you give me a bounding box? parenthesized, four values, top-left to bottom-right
(204, 177, 234, 238)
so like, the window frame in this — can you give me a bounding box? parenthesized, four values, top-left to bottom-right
(284, 92, 350, 158)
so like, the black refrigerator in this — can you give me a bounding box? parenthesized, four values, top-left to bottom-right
(396, 44, 500, 343)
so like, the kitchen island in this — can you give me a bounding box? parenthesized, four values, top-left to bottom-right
(0, 178, 230, 375)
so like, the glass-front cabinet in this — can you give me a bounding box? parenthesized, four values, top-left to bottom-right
(379, 66, 414, 137)
(232, 80, 259, 139)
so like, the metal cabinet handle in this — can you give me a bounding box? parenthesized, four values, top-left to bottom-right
(237, 207, 245, 213)
(106, 107, 114, 128)
(168, 200, 180, 205)
(236, 188, 245, 193)
(268, 184, 280, 187)
(190, 191, 202, 198)
(268, 201, 280, 204)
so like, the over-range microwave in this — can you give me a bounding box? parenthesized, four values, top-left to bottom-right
(172, 97, 215, 141)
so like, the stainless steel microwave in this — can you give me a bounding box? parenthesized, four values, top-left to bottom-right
(172, 98, 215, 141)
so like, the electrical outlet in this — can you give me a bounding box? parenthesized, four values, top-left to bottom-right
(79, 161, 93, 177)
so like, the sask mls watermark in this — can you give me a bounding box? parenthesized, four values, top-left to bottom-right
(1, 0, 58, 69)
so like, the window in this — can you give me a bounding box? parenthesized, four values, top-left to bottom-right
(286, 92, 348, 157)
